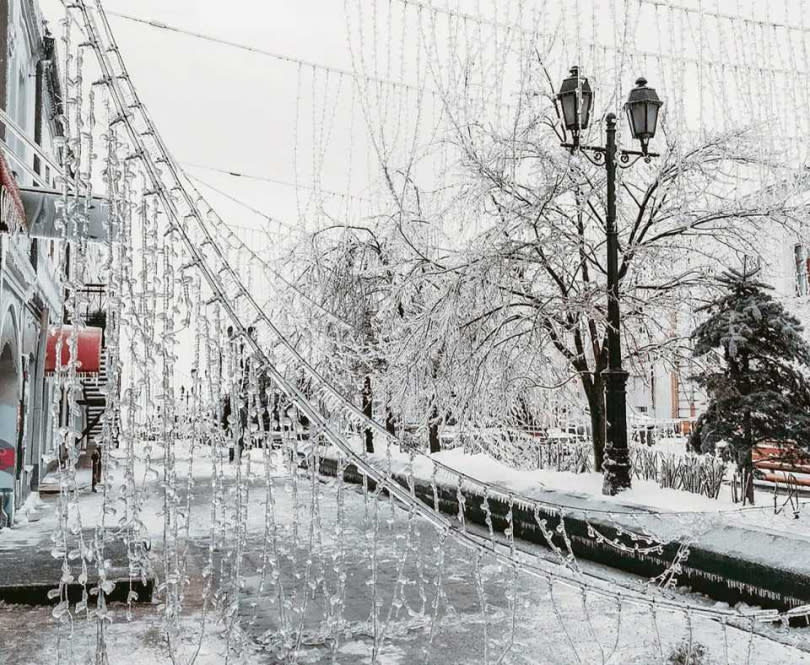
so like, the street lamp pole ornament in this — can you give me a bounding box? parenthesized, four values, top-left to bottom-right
(556, 67, 663, 496)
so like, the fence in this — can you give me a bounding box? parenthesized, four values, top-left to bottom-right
(433, 428, 594, 474)
(519, 431, 725, 499)
(628, 417, 695, 443)
(630, 445, 727, 499)
(428, 422, 726, 499)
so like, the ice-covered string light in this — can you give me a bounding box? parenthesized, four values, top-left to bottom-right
(177, 168, 798, 614)
(136, 179, 712, 564)
(186, 150, 790, 603)
(394, 0, 810, 164)
(116, 151, 152, 616)
(345, 0, 408, 210)
(47, 5, 105, 656)
(57, 43, 216, 664)
(51, 2, 810, 664)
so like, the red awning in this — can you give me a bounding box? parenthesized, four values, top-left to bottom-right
(0, 440, 14, 473)
(45, 326, 103, 374)
(0, 151, 26, 232)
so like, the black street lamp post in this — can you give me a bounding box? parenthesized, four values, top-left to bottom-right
(556, 68, 663, 495)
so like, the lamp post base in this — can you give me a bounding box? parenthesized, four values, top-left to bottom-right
(602, 368, 631, 495)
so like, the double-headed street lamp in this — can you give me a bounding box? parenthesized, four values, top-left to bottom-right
(556, 67, 663, 495)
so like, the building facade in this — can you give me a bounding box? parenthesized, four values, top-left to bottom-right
(627, 228, 810, 433)
(0, 0, 64, 524)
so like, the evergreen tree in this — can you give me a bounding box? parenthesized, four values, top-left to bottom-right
(691, 267, 810, 504)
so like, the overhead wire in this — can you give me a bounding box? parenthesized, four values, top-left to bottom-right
(183, 161, 375, 202)
(106, 10, 425, 93)
(185, 171, 301, 235)
(188, 174, 365, 335)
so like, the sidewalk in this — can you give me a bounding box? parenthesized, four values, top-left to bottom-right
(0, 491, 154, 605)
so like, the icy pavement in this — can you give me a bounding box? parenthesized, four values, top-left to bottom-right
(1, 444, 810, 664)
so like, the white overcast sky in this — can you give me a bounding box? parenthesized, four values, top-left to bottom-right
(41, 0, 359, 250)
(37, 0, 809, 251)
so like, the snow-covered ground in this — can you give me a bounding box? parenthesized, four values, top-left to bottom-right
(427, 445, 721, 512)
(426, 443, 810, 551)
(2, 440, 810, 664)
(337, 434, 807, 522)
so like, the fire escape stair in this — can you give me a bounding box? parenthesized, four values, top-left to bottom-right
(77, 352, 108, 466)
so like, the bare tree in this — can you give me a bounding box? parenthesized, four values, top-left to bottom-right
(292, 225, 400, 453)
(371, 74, 808, 469)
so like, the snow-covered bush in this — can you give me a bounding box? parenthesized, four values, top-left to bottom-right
(535, 439, 592, 473)
(668, 639, 711, 665)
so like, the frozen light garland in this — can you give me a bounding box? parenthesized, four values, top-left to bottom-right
(41, 2, 810, 664)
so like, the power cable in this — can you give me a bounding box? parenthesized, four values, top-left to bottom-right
(183, 161, 373, 202)
(186, 171, 301, 234)
(106, 10, 423, 92)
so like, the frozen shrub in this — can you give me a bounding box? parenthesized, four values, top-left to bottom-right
(668, 640, 711, 665)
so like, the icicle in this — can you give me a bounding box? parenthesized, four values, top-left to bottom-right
(473, 548, 490, 665)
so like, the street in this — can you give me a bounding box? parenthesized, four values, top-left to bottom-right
(2, 445, 809, 664)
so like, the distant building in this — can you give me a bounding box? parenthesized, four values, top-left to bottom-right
(626, 308, 706, 427)
(0, 0, 65, 523)
(627, 232, 810, 433)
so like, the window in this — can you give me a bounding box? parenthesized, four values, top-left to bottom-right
(795, 245, 810, 296)
(16, 70, 26, 155)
